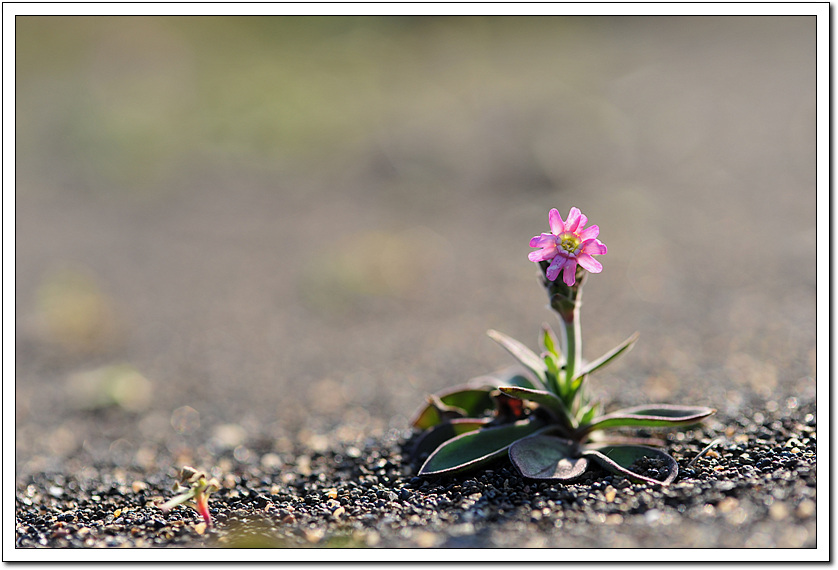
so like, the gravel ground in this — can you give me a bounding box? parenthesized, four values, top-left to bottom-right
(14, 398, 817, 552)
(11, 14, 822, 559)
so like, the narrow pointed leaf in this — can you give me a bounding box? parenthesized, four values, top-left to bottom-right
(540, 323, 563, 361)
(579, 332, 639, 377)
(543, 352, 561, 382)
(578, 401, 600, 426)
(578, 404, 716, 436)
(509, 435, 589, 480)
(567, 373, 585, 401)
(409, 418, 492, 463)
(497, 386, 574, 430)
(486, 329, 548, 389)
(542, 352, 563, 398)
(583, 444, 679, 485)
(411, 387, 496, 429)
(159, 490, 195, 513)
(418, 418, 547, 476)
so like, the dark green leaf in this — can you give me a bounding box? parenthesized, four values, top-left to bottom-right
(411, 387, 496, 430)
(486, 329, 548, 389)
(509, 435, 589, 480)
(418, 418, 547, 476)
(578, 404, 716, 436)
(579, 332, 639, 377)
(583, 444, 679, 485)
(497, 386, 574, 430)
(409, 418, 492, 463)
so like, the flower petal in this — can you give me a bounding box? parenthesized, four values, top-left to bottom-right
(576, 213, 588, 233)
(528, 245, 558, 262)
(581, 238, 607, 255)
(529, 233, 555, 248)
(546, 256, 567, 281)
(548, 209, 564, 235)
(564, 208, 582, 233)
(562, 260, 578, 286)
(577, 253, 603, 273)
(578, 224, 600, 241)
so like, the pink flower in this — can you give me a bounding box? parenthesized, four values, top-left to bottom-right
(528, 207, 607, 286)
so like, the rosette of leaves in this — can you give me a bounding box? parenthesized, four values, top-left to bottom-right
(410, 324, 715, 485)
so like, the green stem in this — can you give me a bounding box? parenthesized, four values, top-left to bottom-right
(563, 283, 582, 388)
(539, 262, 587, 408)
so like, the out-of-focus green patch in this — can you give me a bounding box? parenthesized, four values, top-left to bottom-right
(36, 268, 120, 353)
(66, 363, 153, 412)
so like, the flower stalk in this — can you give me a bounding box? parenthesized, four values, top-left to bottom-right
(538, 260, 588, 415)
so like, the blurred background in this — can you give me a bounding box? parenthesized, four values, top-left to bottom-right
(15, 16, 816, 476)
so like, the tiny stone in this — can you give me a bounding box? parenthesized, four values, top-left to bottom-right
(605, 514, 623, 525)
(769, 502, 789, 521)
(414, 531, 439, 548)
(644, 509, 661, 524)
(796, 500, 815, 519)
(716, 497, 738, 513)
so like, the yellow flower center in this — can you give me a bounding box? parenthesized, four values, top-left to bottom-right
(559, 232, 581, 255)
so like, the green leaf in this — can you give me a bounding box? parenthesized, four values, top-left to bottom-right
(409, 418, 492, 464)
(540, 323, 562, 361)
(159, 490, 196, 512)
(579, 332, 639, 377)
(583, 444, 679, 485)
(508, 435, 589, 480)
(486, 329, 548, 389)
(567, 373, 585, 401)
(578, 401, 600, 426)
(542, 351, 563, 398)
(578, 404, 716, 437)
(418, 418, 547, 476)
(411, 387, 496, 430)
(497, 386, 574, 430)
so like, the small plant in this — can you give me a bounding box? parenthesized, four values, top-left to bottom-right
(410, 207, 715, 485)
(159, 466, 220, 527)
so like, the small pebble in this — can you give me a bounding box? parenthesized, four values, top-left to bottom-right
(796, 500, 815, 519)
(769, 502, 789, 521)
